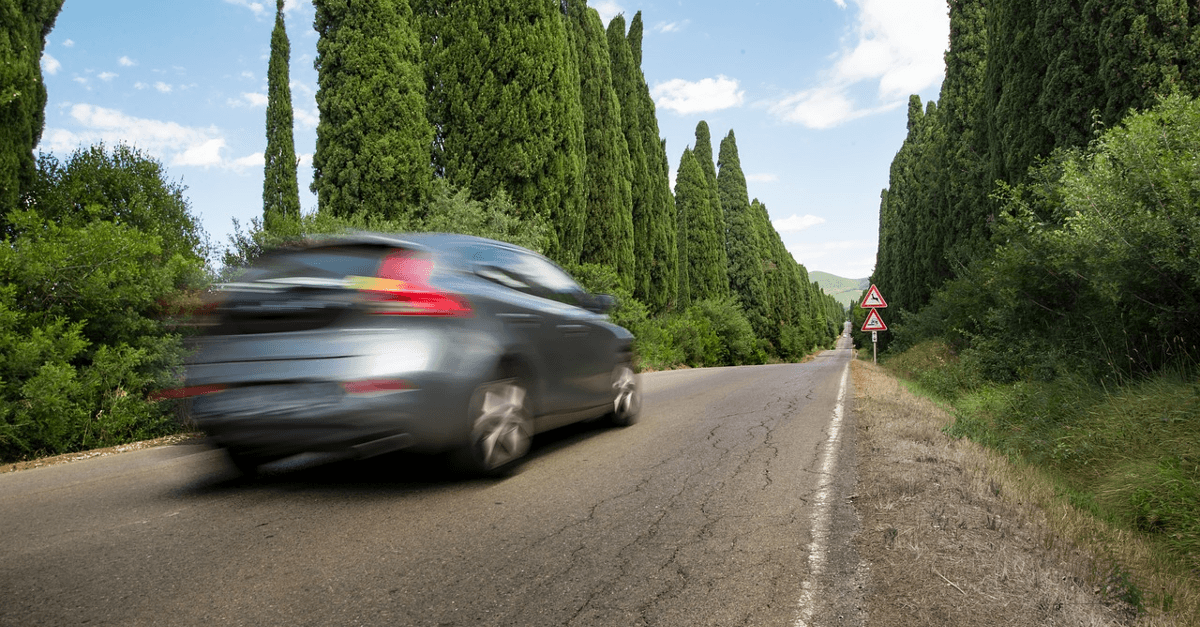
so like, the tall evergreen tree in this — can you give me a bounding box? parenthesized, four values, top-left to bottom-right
(939, 0, 990, 272)
(606, 14, 654, 300)
(0, 0, 64, 213)
(567, 0, 633, 287)
(979, 1, 1051, 187)
(675, 147, 727, 303)
(718, 130, 771, 338)
(311, 0, 432, 220)
(419, 0, 586, 263)
(628, 12, 677, 312)
(692, 122, 727, 257)
(263, 0, 301, 232)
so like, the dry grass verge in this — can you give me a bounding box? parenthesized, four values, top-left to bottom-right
(851, 359, 1198, 627)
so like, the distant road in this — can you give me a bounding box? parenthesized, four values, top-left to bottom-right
(1, 340, 859, 627)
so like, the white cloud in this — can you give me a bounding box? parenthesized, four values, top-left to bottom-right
(98, 72, 117, 82)
(294, 107, 319, 130)
(43, 104, 243, 170)
(241, 71, 256, 80)
(73, 77, 88, 87)
(224, 0, 267, 17)
(41, 54, 61, 75)
(134, 82, 147, 90)
(63, 39, 74, 47)
(654, 21, 687, 33)
(592, 1, 623, 24)
(289, 80, 314, 97)
(652, 75, 745, 115)
(229, 92, 268, 108)
(772, 0, 948, 129)
(155, 82, 173, 93)
(774, 214, 827, 232)
(745, 173, 778, 183)
(232, 152, 264, 169)
(175, 138, 227, 167)
(118, 56, 136, 67)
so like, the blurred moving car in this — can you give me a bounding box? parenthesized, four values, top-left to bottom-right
(178, 232, 640, 476)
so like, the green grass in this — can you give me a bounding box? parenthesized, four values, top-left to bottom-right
(881, 342, 1200, 576)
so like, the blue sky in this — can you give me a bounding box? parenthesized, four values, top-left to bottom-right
(39, 0, 949, 280)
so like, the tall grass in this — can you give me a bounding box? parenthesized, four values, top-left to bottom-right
(879, 342, 1200, 608)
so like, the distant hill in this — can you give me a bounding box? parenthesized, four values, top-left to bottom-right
(810, 271, 870, 309)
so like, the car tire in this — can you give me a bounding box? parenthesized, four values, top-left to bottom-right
(451, 376, 533, 476)
(606, 363, 641, 427)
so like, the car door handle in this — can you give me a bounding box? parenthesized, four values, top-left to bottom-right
(557, 324, 590, 337)
(498, 312, 542, 328)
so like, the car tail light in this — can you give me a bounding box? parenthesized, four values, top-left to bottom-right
(341, 378, 411, 396)
(151, 384, 226, 401)
(357, 250, 473, 317)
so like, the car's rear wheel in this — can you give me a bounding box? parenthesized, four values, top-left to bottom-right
(606, 363, 640, 427)
(452, 376, 533, 476)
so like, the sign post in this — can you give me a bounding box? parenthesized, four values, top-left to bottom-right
(859, 285, 888, 364)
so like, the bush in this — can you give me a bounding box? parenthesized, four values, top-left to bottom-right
(0, 145, 208, 461)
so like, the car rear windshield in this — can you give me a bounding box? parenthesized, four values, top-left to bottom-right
(243, 245, 391, 281)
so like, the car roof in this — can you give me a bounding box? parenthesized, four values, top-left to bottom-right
(303, 231, 532, 255)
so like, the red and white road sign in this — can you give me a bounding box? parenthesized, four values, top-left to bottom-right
(861, 309, 887, 332)
(860, 284, 887, 308)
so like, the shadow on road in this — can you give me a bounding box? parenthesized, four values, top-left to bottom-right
(173, 417, 617, 497)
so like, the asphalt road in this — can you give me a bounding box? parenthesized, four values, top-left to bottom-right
(1, 339, 859, 627)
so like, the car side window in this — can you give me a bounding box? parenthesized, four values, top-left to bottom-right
(514, 254, 585, 307)
(471, 244, 585, 307)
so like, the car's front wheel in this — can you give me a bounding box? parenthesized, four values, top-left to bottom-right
(606, 363, 641, 427)
(451, 377, 533, 476)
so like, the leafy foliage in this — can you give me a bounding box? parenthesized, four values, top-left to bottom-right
(0, 145, 208, 461)
(418, 0, 586, 264)
(312, 0, 432, 219)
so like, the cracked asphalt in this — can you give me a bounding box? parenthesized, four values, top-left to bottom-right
(0, 342, 859, 627)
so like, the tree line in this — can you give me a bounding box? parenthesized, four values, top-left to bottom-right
(865, 0, 1200, 382)
(0, 0, 842, 461)
(865, 0, 1200, 578)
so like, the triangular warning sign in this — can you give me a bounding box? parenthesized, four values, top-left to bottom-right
(860, 284, 887, 308)
(861, 309, 887, 332)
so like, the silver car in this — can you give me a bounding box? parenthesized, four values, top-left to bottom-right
(181, 233, 640, 476)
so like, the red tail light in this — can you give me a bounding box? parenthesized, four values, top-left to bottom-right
(151, 384, 226, 401)
(359, 250, 472, 317)
(342, 378, 411, 395)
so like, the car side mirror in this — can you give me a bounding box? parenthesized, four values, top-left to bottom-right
(582, 293, 616, 314)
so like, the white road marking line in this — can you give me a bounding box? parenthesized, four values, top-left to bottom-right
(793, 362, 850, 627)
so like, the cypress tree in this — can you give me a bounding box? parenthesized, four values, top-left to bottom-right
(675, 147, 727, 302)
(419, 0, 586, 264)
(718, 130, 771, 339)
(979, 1, 1052, 187)
(567, 0, 633, 287)
(0, 0, 64, 212)
(692, 122, 727, 267)
(263, 0, 301, 231)
(606, 14, 653, 300)
(939, 0, 990, 272)
(312, 0, 432, 220)
(628, 12, 677, 312)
